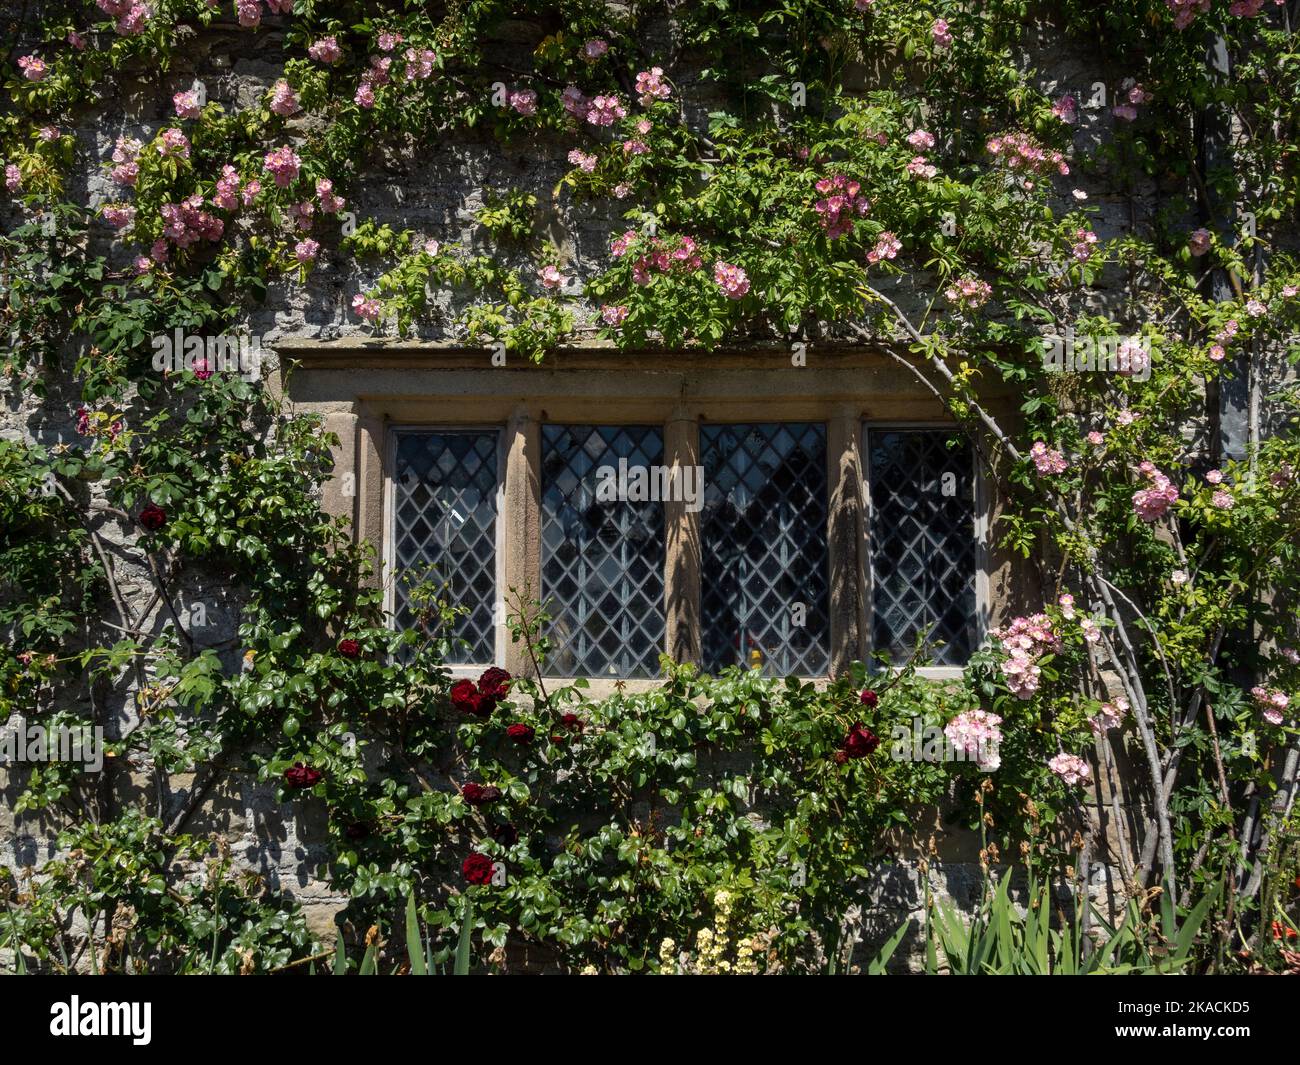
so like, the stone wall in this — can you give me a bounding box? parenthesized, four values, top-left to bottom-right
(0, 8, 1265, 970)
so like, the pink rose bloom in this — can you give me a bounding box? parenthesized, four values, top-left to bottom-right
(68, 31, 87, 50)
(263, 145, 301, 187)
(18, 55, 49, 81)
(1229, 0, 1266, 14)
(567, 149, 598, 173)
(1113, 103, 1137, 122)
(610, 230, 637, 258)
(157, 127, 191, 158)
(270, 80, 300, 117)
(102, 204, 136, 229)
(133, 255, 152, 274)
(854, 0, 874, 9)
(509, 89, 537, 116)
(1048, 753, 1091, 785)
(1205, 469, 1224, 484)
(404, 47, 436, 81)
(613, 182, 631, 199)
(1030, 441, 1068, 475)
(290, 200, 315, 231)
(1052, 95, 1078, 124)
(623, 139, 649, 156)
(309, 36, 342, 63)
(583, 39, 608, 61)
(867, 231, 901, 264)
(538, 265, 565, 290)
(1188, 227, 1212, 255)
(316, 178, 345, 213)
(714, 261, 750, 299)
(367, 56, 393, 86)
(214, 165, 241, 211)
(236, 0, 261, 29)
(1132, 466, 1179, 522)
(944, 277, 991, 309)
(38, 125, 59, 141)
(1167, 0, 1211, 30)
(943, 710, 1003, 770)
(377, 31, 404, 52)
(601, 305, 628, 327)
(1116, 409, 1137, 426)
(586, 94, 626, 126)
(266, 0, 293, 12)
(907, 129, 935, 150)
(635, 67, 672, 106)
(1211, 490, 1234, 509)
(240, 178, 261, 205)
(114, 4, 149, 36)
(295, 238, 320, 263)
(931, 18, 953, 48)
(1208, 344, 1226, 362)
(1072, 229, 1098, 263)
(352, 294, 382, 322)
(906, 155, 937, 179)
(1246, 298, 1267, 317)
(173, 91, 202, 119)
(354, 81, 376, 108)
(4, 164, 20, 194)
(562, 85, 590, 120)
(1086, 430, 1104, 446)
(1090, 698, 1127, 736)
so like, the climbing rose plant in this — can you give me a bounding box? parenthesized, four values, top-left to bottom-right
(1, 0, 1299, 973)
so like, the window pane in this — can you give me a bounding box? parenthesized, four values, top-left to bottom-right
(393, 430, 499, 664)
(866, 428, 977, 666)
(700, 423, 830, 676)
(541, 425, 666, 678)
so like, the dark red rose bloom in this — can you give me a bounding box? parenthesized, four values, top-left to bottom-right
(138, 503, 167, 531)
(462, 853, 494, 886)
(284, 762, 323, 788)
(833, 750, 848, 765)
(450, 679, 483, 715)
(336, 638, 360, 658)
(461, 782, 501, 805)
(841, 722, 879, 759)
(490, 822, 518, 846)
(559, 712, 583, 731)
(860, 689, 878, 708)
(478, 666, 512, 700)
(506, 723, 534, 745)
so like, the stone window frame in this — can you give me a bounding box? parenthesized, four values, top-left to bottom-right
(280, 341, 1007, 692)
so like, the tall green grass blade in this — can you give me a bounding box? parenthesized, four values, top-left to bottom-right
(406, 892, 428, 976)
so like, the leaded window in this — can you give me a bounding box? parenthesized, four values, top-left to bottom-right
(700, 423, 830, 676)
(865, 428, 977, 666)
(540, 425, 666, 678)
(392, 429, 500, 664)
